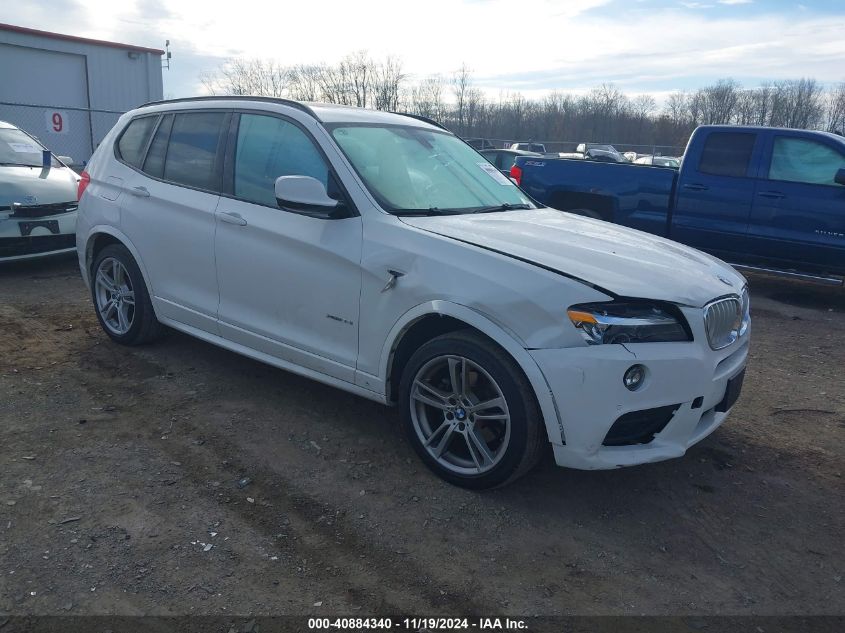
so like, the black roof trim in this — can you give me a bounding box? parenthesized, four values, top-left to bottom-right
(139, 96, 318, 119)
(389, 112, 449, 131)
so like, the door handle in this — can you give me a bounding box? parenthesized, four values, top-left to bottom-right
(218, 211, 247, 226)
(129, 186, 150, 197)
(682, 183, 709, 191)
(758, 191, 785, 199)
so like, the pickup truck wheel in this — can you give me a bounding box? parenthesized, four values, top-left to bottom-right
(91, 244, 164, 346)
(568, 208, 602, 220)
(399, 331, 545, 489)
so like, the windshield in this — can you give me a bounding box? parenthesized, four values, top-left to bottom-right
(329, 124, 536, 214)
(0, 128, 59, 167)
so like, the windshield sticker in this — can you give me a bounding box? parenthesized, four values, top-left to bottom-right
(477, 162, 515, 186)
(7, 142, 41, 153)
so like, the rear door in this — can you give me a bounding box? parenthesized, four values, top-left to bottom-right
(671, 129, 764, 258)
(119, 110, 230, 333)
(748, 132, 845, 274)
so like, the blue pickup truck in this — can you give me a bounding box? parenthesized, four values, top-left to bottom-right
(511, 125, 845, 283)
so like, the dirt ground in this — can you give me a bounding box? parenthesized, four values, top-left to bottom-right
(0, 254, 843, 619)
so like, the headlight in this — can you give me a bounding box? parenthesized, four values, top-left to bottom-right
(739, 286, 750, 336)
(567, 301, 691, 345)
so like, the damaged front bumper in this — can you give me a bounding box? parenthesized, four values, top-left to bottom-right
(530, 311, 749, 470)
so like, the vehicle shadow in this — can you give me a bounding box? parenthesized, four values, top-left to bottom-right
(744, 271, 845, 312)
(0, 251, 79, 276)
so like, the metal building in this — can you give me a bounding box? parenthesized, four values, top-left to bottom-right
(0, 23, 164, 165)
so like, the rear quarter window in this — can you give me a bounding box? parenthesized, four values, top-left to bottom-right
(697, 132, 756, 178)
(117, 116, 158, 168)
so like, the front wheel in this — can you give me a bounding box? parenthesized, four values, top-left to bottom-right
(399, 331, 546, 489)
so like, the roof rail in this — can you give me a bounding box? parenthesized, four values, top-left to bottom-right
(138, 95, 318, 119)
(390, 112, 450, 131)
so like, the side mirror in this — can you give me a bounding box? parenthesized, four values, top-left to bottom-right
(835, 168, 845, 186)
(274, 175, 342, 215)
(58, 155, 74, 166)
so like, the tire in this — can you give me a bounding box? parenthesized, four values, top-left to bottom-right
(399, 330, 546, 489)
(568, 208, 603, 220)
(90, 243, 163, 346)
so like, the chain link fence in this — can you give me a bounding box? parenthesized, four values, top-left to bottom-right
(0, 101, 125, 167)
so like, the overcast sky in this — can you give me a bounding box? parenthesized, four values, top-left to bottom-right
(2, 0, 844, 101)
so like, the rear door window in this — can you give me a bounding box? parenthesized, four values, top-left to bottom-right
(117, 116, 158, 168)
(163, 112, 228, 191)
(768, 136, 845, 186)
(698, 132, 756, 178)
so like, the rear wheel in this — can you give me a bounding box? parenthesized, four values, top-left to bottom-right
(399, 331, 545, 489)
(91, 244, 163, 345)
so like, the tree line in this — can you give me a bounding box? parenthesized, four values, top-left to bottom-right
(200, 52, 845, 152)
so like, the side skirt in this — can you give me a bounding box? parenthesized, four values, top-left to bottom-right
(157, 316, 389, 405)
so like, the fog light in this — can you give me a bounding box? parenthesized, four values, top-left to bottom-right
(623, 364, 646, 391)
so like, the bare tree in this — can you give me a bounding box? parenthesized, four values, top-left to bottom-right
(201, 58, 289, 97)
(697, 79, 740, 124)
(373, 56, 406, 111)
(287, 64, 323, 101)
(410, 74, 445, 120)
(769, 78, 825, 129)
(464, 87, 486, 136)
(199, 57, 843, 152)
(825, 83, 845, 134)
(452, 64, 472, 135)
(664, 91, 688, 125)
(340, 51, 373, 108)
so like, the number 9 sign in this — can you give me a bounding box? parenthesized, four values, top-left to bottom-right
(44, 110, 69, 135)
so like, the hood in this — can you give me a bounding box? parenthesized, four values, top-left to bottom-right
(400, 208, 745, 307)
(0, 165, 79, 210)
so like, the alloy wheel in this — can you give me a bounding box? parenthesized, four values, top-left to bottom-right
(409, 354, 511, 475)
(94, 257, 135, 336)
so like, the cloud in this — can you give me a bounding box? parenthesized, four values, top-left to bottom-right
(476, 7, 845, 94)
(718, 0, 753, 4)
(0, 0, 841, 100)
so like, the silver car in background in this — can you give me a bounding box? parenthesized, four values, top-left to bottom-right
(0, 120, 80, 262)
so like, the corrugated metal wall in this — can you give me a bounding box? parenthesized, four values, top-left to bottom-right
(0, 28, 163, 164)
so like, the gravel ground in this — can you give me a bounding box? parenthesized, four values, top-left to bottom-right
(0, 255, 843, 619)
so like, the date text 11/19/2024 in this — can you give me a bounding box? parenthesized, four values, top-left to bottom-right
(307, 617, 529, 630)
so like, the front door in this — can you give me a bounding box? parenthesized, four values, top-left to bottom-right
(214, 112, 363, 382)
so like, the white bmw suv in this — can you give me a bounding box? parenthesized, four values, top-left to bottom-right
(76, 98, 750, 488)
